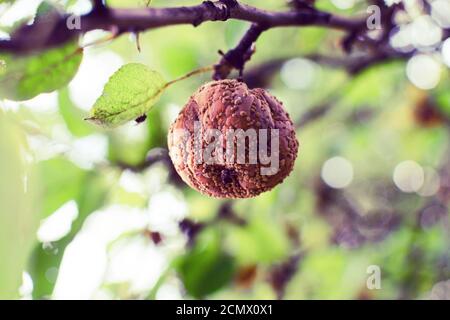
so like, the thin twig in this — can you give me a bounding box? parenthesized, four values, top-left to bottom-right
(164, 65, 214, 88)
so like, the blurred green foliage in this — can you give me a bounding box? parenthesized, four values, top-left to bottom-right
(0, 0, 449, 300)
(175, 228, 235, 298)
(0, 111, 38, 299)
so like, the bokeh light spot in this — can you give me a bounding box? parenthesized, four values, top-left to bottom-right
(406, 55, 441, 90)
(442, 38, 450, 67)
(321, 156, 354, 189)
(281, 58, 319, 90)
(417, 167, 440, 197)
(431, 0, 450, 28)
(393, 160, 424, 193)
(331, 0, 355, 10)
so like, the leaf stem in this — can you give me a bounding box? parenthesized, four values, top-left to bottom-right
(163, 65, 214, 89)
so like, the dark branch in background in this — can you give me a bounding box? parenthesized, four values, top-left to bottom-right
(315, 178, 402, 249)
(288, 0, 317, 11)
(309, 49, 412, 74)
(268, 254, 302, 299)
(243, 46, 412, 90)
(117, 148, 184, 187)
(399, 152, 450, 299)
(296, 103, 333, 128)
(242, 43, 414, 90)
(213, 23, 267, 80)
(117, 147, 169, 172)
(179, 218, 205, 247)
(0, 0, 365, 54)
(241, 58, 286, 88)
(291, 50, 414, 129)
(179, 201, 247, 247)
(92, 0, 105, 11)
(215, 201, 246, 225)
(0, 0, 425, 84)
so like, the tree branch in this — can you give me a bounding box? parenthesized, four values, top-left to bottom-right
(92, 0, 105, 11)
(242, 47, 411, 89)
(213, 23, 267, 80)
(0, 0, 366, 54)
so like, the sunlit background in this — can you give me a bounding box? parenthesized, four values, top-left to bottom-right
(0, 0, 449, 300)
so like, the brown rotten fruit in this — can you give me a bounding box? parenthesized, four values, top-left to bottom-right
(168, 79, 299, 198)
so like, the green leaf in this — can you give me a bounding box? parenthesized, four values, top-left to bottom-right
(36, 1, 59, 17)
(0, 41, 83, 101)
(175, 229, 235, 298)
(37, 157, 87, 219)
(88, 63, 166, 128)
(227, 219, 289, 264)
(0, 111, 39, 299)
